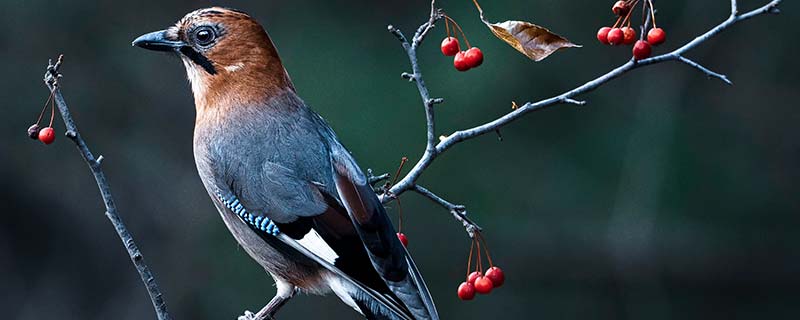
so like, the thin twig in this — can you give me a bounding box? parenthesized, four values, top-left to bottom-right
(412, 0, 441, 49)
(677, 55, 732, 85)
(367, 169, 391, 187)
(412, 185, 481, 237)
(43, 55, 172, 320)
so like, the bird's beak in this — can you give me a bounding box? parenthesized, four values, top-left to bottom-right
(132, 30, 186, 52)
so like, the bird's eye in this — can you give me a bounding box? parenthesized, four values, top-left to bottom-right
(193, 26, 216, 46)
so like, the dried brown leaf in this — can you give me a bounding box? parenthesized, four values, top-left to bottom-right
(485, 20, 580, 61)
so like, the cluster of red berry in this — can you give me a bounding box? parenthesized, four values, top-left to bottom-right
(440, 15, 483, 72)
(27, 90, 57, 145)
(457, 233, 505, 300)
(596, 0, 667, 60)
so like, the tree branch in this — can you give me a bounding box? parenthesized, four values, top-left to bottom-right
(367, 169, 391, 187)
(43, 55, 172, 320)
(435, 0, 781, 153)
(381, 0, 781, 236)
(676, 55, 732, 85)
(412, 185, 481, 237)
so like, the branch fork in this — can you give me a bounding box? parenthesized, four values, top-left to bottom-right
(381, 0, 782, 238)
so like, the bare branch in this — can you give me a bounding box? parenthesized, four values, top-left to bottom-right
(381, 5, 446, 209)
(383, 0, 781, 203)
(367, 169, 391, 187)
(412, 185, 481, 237)
(44, 55, 172, 320)
(412, 0, 442, 49)
(677, 55, 732, 85)
(562, 98, 587, 106)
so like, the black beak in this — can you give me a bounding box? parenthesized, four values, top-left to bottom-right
(133, 29, 218, 75)
(132, 30, 186, 52)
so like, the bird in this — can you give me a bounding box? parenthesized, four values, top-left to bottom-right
(133, 7, 439, 320)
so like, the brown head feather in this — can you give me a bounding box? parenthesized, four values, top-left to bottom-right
(169, 7, 295, 118)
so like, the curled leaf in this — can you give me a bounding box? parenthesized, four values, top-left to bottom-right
(485, 20, 581, 61)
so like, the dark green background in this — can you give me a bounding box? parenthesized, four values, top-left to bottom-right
(1, 0, 797, 319)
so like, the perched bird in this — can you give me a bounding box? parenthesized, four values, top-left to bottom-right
(133, 7, 439, 320)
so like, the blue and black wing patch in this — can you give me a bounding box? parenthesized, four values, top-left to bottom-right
(216, 191, 280, 236)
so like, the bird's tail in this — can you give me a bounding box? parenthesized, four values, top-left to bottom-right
(326, 276, 413, 320)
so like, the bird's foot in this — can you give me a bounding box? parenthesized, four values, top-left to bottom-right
(238, 310, 276, 320)
(237, 310, 256, 320)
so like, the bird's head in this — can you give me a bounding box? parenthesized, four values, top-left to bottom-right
(133, 7, 294, 110)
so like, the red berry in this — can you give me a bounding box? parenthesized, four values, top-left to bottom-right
(440, 37, 460, 56)
(607, 28, 624, 46)
(612, 1, 630, 16)
(474, 276, 494, 294)
(597, 27, 612, 45)
(396, 233, 408, 247)
(28, 124, 41, 140)
(485, 267, 505, 288)
(621, 27, 637, 45)
(466, 271, 482, 285)
(453, 51, 471, 71)
(463, 47, 483, 68)
(632, 40, 652, 60)
(647, 28, 666, 46)
(457, 282, 476, 300)
(38, 127, 55, 145)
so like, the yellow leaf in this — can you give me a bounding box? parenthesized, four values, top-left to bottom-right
(486, 20, 581, 61)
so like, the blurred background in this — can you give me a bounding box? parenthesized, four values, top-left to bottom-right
(1, 0, 798, 319)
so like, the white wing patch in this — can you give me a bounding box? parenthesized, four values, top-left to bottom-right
(297, 229, 339, 264)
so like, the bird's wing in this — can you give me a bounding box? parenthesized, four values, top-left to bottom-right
(216, 158, 418, 319)
(328, 142, 440, 320)
(216, 184, 415, 320)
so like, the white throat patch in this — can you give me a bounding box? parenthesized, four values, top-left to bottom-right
(181, 58, 207, 98)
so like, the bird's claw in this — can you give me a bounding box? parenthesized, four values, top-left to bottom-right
(238, 310, 256, 320)
(237, 310, 276, 320)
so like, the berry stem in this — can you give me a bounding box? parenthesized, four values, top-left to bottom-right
(476, 236, 483, 273)
(611, 16, 623, 28)
(48, 93, 56, 127)
(390, 157, 409, 186)
(466, 238, 476, 277)
(476, 231, 495, 268)
(35, 90, 55, 125)
(444, 14, 451, 38)
(390, 157, 408, 231)
(648, 0, 658, 28)
(622, 0, 640, 27)
(445, 15, 471, 48)
(396, 195, 404, 232)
